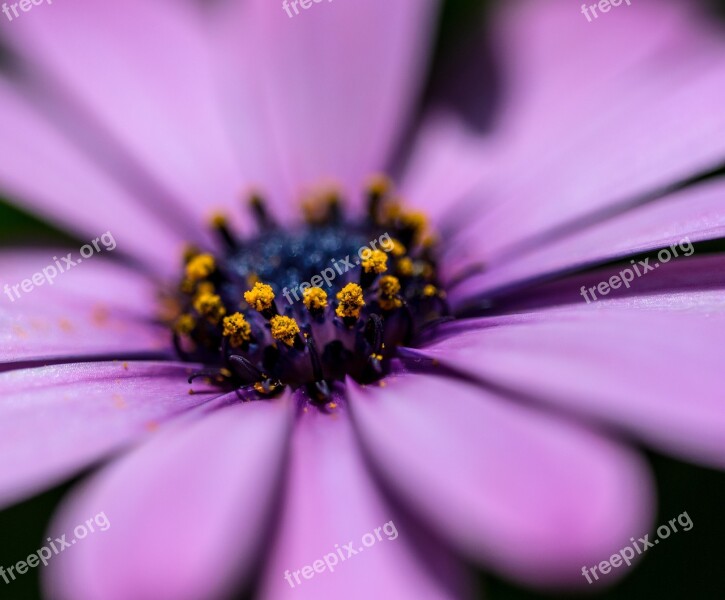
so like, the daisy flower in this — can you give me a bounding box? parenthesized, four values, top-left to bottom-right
(0, 0, 724, 599)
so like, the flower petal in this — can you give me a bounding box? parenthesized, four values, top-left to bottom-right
(258, 395, 471, 600)
(0, 78, 183, 277)
(348, 374, 653, 586)
(450, 178, 725, 302)
(0, 251, 169, 365)
(458, 0, 725, 263)
(419, 293, 725, 468)
(44, 396, 294, 600)
(215, 0, 439, 202)
(1, 0, 243, 231)
(0, 361, 220, 508)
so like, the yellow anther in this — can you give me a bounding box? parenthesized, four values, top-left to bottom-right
(400, 210, 428, 235)
(193, 292, 226, 324)
(244, 282, 275, 312)
(196, 281, 215, 296)
(378, 275, 402, 310)
(182, 244, 201, 264)
(210, 213, 228, 228)
(423, 284, 438, 298)
(174, 314, 196, 335)
(361, 249, 388, 274)
(270, 315, 300, 347)
(366, 174, 392, 198)
(222, 313, 252, 347)
(336, 283, 365, 319)
(397, 257, 414, 277)
(185, 253, 215, 282)
(303, 287, 328, 311)
(390, 239, 407, 257)
(378, 275, 401, 298)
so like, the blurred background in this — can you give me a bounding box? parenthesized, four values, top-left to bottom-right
(1, 0, 725, 598)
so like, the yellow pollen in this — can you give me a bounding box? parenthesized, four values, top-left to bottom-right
(182, 244, 201, 264)
(185, 253, 215, 282)
(400, 210, 428, 235)
(303, 287, 328, 311)
(423, 284, 438, 298)
(210, 213, 228, 228)
(193, 292, 226, 324)
(378, 275, 402, 310)
(270, 315, 300, 346)
(174, 314, 196, 335)
(390, 239, 406, 257)
(397, 257, 414, 277)
(378, 275, 401, 297)
(361, 249, 388, 274)
(366, 174, 392, 198)
(222, 313, 252, 347)
(244, 282, 275, 312)
(336, 283, 365, 319)
(196, 281, 215, 296)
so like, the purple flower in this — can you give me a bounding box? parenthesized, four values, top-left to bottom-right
(0, 0, 724, 598)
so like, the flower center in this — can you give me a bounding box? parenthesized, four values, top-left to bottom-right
(164, 176, 449, 404)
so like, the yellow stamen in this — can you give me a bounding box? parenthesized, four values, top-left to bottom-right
(193, 292, 226, 324)
(182, 244, 201, 264)
(397, 257, 414, 277)
(174, 314, 196, 335)
(423, 284, 438, 298)
(378, 275, 402, 310)
(390, 239, 406, 257)
(185, 253, 215, 282)
(366, 174, 392, 198)
(270, 315, 300, 347)
(244, 282, 275, 312)
(361, 249, 388, 274)
(336, 283, 365, 319)
(303, 287, 328, 311)
(210, 212, 228, 228)
(222, 313, 252, 347)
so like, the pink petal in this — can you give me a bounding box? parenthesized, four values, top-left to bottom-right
(0, 361, 220, 508)
(2, 0, 243, 232)
(0, 79, 183, 277)
(45, 396, 294, 600)
(258, 396, 470, 600)
(451, 177, 725, 301)
(0, 251, 169, 364)
(419, 293, 725, 468)
(214, 0, 440, 204)
(458, 0, 725, 263)
(348, 374, 653, 586)
(399, 112, 494, 225)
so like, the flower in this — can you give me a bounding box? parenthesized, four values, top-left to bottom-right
(0, 0, 724, 599)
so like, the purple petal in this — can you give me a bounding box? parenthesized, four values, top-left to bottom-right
(44, 396, 294, 600)
(348, 374, 653, 586)
(258, 397, 470, 600)
(0, 361, 220, 508)
(399, 112, 494, 224)
(2, 0, 243, 231)
(457, 0, 725, 262)
(0, 251, 169, 364)
(0, 79, 183, 277)
(420, 293, 725, 468)
(450, 178, 725, 301)
(215, 0, 440, 204)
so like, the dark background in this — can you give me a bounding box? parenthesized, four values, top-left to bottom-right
(2, 0, 725, 598)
